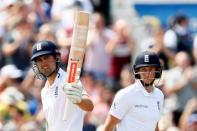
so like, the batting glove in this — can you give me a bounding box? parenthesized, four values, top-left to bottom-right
(63, 82, 83, 104)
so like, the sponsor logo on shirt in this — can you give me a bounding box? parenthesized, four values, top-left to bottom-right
(54, 73, 60, 98)
(54, 86, 58, 98)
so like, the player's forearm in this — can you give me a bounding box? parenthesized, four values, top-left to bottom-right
(103, 125, 115, 131)
(103, 115, 119, 131)
(77, 96, 94, 112)
(155, 123, 159, 131)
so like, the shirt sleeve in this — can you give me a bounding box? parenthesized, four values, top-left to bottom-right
(109, 89, 132, 120)
(159, 92, 164, 119)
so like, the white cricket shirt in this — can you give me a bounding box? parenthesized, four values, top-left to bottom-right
(110, 80, 164, 131)
(41, 68, 84, 131)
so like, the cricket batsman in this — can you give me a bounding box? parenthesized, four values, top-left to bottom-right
(31, 40, 94, 131)
(103, 50, 164, 131)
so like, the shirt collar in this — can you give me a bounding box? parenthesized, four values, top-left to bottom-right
(136, 80, 156, 98)
(46, 68, 63, 88)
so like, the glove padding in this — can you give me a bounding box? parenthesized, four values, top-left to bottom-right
(63, 82, 83, 104)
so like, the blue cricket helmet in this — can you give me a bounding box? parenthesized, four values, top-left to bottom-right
(31, 40, 60, 61)
(133, 50, 162, 79)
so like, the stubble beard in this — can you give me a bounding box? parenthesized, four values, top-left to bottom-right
(141, 77, 155, 84)
(40, 68, 54, 77)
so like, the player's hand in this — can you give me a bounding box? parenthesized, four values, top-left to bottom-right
(63, 82, 83, 104)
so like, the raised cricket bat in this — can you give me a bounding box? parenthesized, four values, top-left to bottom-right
(63, 11, 89, 120)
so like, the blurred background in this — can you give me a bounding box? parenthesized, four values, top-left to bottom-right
(0, 0, 196, 131)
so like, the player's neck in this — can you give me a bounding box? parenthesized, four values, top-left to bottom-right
(144, 86, 153, 93)
(47, 72, 58, 86)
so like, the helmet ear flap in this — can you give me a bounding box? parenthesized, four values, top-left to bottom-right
(31, 61, 46, 80)
(133, 65, 140, 79)
(155, 67, 162, 78)
(54, 54, 61, 69)
(55, 54, 60, 62)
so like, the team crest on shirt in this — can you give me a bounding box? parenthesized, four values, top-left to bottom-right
(113, 102, 117, 109)
(157, 101, 160, 111)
